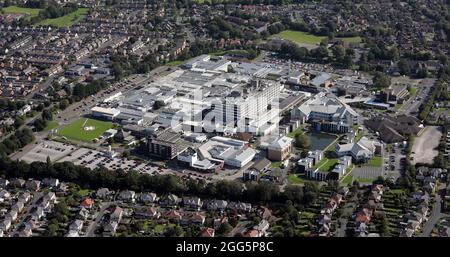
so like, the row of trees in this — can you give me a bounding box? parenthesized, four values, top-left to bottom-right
(33, 108, 53, 131)
(418, 78, 448, 122)
(7, 1, 81, 26)
(0, 128, 34, 158)
(0, 156, 319, 206)
(110, 54, 159, 81)
(72, 79, 108, 101)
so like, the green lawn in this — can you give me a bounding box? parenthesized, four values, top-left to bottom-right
(154, 224, 165, 234)
(1, 6, 42, 20)
(271, 161, 281, 168)
(44, 121, 58, 132)
(286, 126, 304, 138)
(57, 118, 113, 142)
(336, 36, 362, 43)
(341, 175, 353, 184)
(409, 87, 417, 97)
(271, 30, 326, 45)
(366, 156, 382, 167)
(356, 177, 375, 183)
(355, 131, 365, 142)
(317, 158, 338, 172)
(77, 189, 90, 197)
(36, 8, 88, 27)
(166, 60, 184, 66)
(209, 49, 250, 57)
(288, 174, 305, 184)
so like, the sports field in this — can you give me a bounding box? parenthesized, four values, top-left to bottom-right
(336, 36, 362, 43)
(271, 30, 326, 45)
(1, 6, 42, 20)
(57, 118, 112, 142)
(36, 8, 88, 27)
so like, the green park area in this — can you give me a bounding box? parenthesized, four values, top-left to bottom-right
(1, 6, 42, 20)
(288, 174, 305, 184)
(409, 86, 417, 97)
(336, 36, 362, 43)
(286, 126, 304, 138)
(36, 8, 88, 27)
(271, 30, 326, 45)
(166, 60, 184, 66)
(312, 141, 339, 172)
(341, 175, 353, 184)
(271, 30, 362, 46)
(57, 118, 112, 142)
(366, 156, 382, 167)
(43, 121, 58, 132)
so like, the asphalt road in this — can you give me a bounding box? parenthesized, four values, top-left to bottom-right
(398, 78, 435, 116)
(420, 194, 442, 237)
(85, 202, 113, 237)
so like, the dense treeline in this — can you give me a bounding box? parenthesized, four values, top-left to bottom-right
(33, 108, 53, 131)
(0, 156, 318, 206)
(72, 79, 108, 101)
(0, 128, 34, 158)
(110, 54, 159, 81)
(418, 77, 449, 123)
(5, 0, 80, 26)
(190, 0, 310, 6)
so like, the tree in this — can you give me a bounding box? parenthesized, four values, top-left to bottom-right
(14, 116, 25, 128)
(416, 67, 429, 78)
(398, 59, 411, 75)
(33, 118, 47, 131)
(46, 223, 59, 237)
(217, 223, 233, 236)
(295, 134, 310, 149)
(433, 153, 447, 169)
(42, 109, 53, 121)
(153, 100, 165, 110)
(59, 99, 69, 110)
(372, 72, 391, 88)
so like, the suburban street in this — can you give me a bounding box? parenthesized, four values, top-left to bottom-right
(85, 202, 113, 237)
(420, 195, 443, 237)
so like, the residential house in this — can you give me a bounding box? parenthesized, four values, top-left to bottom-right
(19, 227, 32, 237)
(77, 208, 90, 221)
(136, 207, 160, 219)
(0, 190, 11, 202)
(95, 188, 111, 199)
(42, 178, 59, 188)
(182, 212, 206, 225)
(110, 206, 124, 222)
(103, 221, 119, 236)
(0, 179, 9, 189)
(80, 198, 94, 209)
(227, 202, 252, 213)
(183, 197, 203, 211)
(11, 201, 25, 213)
(267, 136, 293, 161)
(199, 227, 215, 237)
(139, 192, 158, 204)
(163, 210, 182, 223)
(254, 219, 270, 237)
(0, 219, 11, 231)
(19, 192, 31, 203)
(6, 210, 18, 222)
(118, 190, 136, 202)
(161, 194, 181, 207)
(206, 200, 228, 212)
(9, 178, 25, 188)
(25, 180, 41, 192)
(69, 220, 84, 234)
